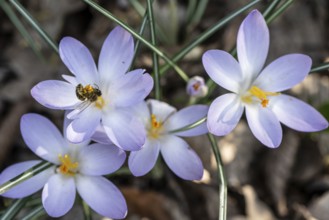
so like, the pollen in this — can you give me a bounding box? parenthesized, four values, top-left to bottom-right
(243, 86, 279, 107)
(95, 96, 105, 109)
(148, 114, 163, 139)
(58, 154, 79, 176)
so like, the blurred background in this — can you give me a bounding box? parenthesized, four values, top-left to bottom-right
(0, 0, 329, 219)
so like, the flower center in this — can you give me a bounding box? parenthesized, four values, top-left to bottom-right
(242, 86, 279, 107)
(76, 84, 102, 103)
(148, 114, 163, 139)
(58, 154, 79, 176)
(192, 82, 201, 91)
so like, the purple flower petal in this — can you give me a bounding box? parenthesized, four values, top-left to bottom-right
(160, 135, 203, 180)
(21, 114, 67, 164)
(271, 94, 328, 132)
(207, 93, 244, 136)
(131, 101, 151, 126)
(31, 80, 78, 109)
(245, 105, 282, 148)
(109, 69, 153, 107)
(202, 50, 243, 93)
(78, 143, 126, 175)
(103, 109, 146, 151)
(128, 139, 160, 176)
(147, 99, 176, 122)
(62, 74, 78, 85)
(237, 10, 269, 81)
(59, 37, 99, 84)
(165, 105, 209, 137)
(254, 54, 312, 92)
(98, 26, 134, 83)
(0, 161, 54, 198)
(42, 174, 76, 218)
(66, 106, 101, 143)
(76, 175, 127, 219)
(91, 124, 113, 144)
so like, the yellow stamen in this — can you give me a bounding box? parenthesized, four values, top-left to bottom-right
(243, 86, 279, 107)
(192, 82, 201, 91)
(58, 154, 79, 176)
(148, 114, 163, 139)
(95, 96, 105, 109)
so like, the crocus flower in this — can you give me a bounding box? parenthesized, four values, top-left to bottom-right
(94, 100, 208, 180)
(31, 26, 153, 151)
(0, 114, 127, 219)
(202, 10, 328, 148)
(186, 76, 208, 98)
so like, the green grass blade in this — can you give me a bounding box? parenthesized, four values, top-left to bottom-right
(21, 205, 45, 220)
(9, 0, 58, 54)
(159, 0, 261, 75)
(0, 197, 29, 220)
(311, 62, 329, 73)
(207, 133, 227, 220)
(83, 0, 189, 82)
(0, 161, 53, 195)
(0, 1, 44, 61)
(147, 0, 161, 100)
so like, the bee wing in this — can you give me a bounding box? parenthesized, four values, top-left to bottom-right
(67, 101, 91, 119)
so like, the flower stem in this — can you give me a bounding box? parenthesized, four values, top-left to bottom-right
(83, 0, 189, 82)
(0, 197, 29, 220)
(207, 133, 227, 220)
(9, 0, 59, 54)
(147, 0, 161, 100)
(0, 161, 53, 195)
(158, 0, 261, 76)
(310, 62, 329, 73)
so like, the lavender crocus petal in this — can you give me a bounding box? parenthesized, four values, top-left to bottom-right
(147, 99, 177, 122)
(165, 105, 209, 137)
(254, 54, 312, 92)
(79, 143, 126, 175)
(66, 106, 101, 143)
(237, 10, 269, 80)
(103, 109, 146, 151)
(59, 37, 98, 84)
(128, 139, 160, 176)
(98, 26, 134, 82)
(21, 114, 67, 164)
(271, 94, 329, 132)
(62, 74, 78, 85)
(76, 175, 127, 219)
(160, 135, 203, 180)
(202, 50, 243, 93)
(91, 124, 113, 144)
(207, 93, 244, 136)
(131, 101, 151, 126)
(110, 69, 153, 107)
(42, 174, 76, 218)
(31, 80, 78, 109)
(245, 105, 282, 148)
(0, 161, 54, 198)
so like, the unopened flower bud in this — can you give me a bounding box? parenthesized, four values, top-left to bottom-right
(186, 76, 208, 97)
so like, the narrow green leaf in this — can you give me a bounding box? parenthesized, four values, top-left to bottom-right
(310, 62, 329, 73)
(9, 0, 58, 54)
(0, 1, 44, 61)
(147, 0, 161, 100)
(207, 133, 227, 220)
(159, 0, 261, 75)
(0, 197, 29, 220)
(0, 161, 53, 195)
(168, 117, 206, 134)
(21, 205, 45, 220)
(84, 0, 189, 82)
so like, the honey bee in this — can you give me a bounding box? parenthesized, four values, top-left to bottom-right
(75, 84, 102, 102)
